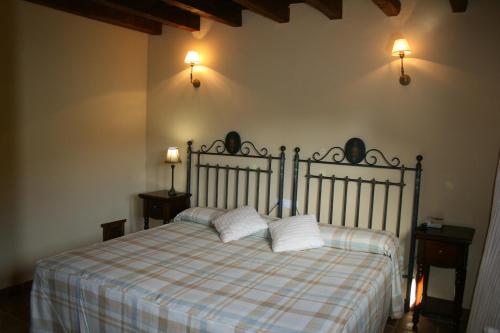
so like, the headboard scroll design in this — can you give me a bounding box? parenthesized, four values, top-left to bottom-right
(311, 137, 402, 168)
(199, 131, 271, 158)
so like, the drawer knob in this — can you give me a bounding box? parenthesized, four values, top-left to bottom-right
(439, 249, 444, 254)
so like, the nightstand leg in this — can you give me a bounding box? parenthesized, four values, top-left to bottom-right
(412, 262, 424, 329)
(453, 268, 466, 331)
(144, 217, 149, 230)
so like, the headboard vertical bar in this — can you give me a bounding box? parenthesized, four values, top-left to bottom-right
(328, 176, 336, 224)
(215, 165, 219, 208)
(316, 174, 323, 222)
(205, 164, 210, 207)
(368, 179, 375, 229)
(404, 155, 423, 313)
(304, 159, 311, 214)
(256, 168, 261, 211)
(196, 152, 200, 207)
(382, 180, 390, 231)
(291, 148, 300, 216)
(186, 141, 192, 205)
(341, 177, 348, 226)
(396, 167, 406, 237)
(277, 146, 286, 218)
(355, 178, 362, 228)
(245, 167, 250, 206)
(235, 166, 240, 207)
(266, 156, 272, 215)
(224, 166, 229, 209)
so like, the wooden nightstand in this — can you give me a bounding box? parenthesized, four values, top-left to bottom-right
(412, 224, 474, 331)
(138, 191, 191, 229)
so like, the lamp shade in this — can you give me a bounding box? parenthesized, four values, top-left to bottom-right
(165, 147, 181, 164)
(392, 39, 412, 56)
(184, 51, 201, 65)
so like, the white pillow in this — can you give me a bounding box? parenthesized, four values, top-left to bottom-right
(212, 206, 269, 243)
(268, 215, 324, 252)
(174, 207, 227, 226)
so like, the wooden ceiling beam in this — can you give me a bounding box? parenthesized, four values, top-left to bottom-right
(162, 0, 242, 27)
(450, 0, 467, 12)
(23, 0, 162, 35)
(304, 0, 342, 19)
(372, 0, 400, 16)
(231, 0, 290, 23)
(93, 0, 199, 31)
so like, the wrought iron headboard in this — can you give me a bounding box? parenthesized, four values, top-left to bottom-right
(185, 133, 423, 313)
(291, 137, 423, 312)
(186, 131, 286, 217)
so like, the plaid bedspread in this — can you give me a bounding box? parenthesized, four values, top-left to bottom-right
(31, 221, 397, 333)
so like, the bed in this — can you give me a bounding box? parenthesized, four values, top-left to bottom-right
(31, 131, 423, 333)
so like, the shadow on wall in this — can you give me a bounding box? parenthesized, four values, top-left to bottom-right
(0, 0, 21, 289)
(130, 193, 143, 233)
(151, 66, 256, 115)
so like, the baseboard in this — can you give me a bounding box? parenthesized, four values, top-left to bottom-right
(0, 280, 33, 297)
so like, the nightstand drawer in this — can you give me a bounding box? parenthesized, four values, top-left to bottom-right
(422, 240, 460, 268)
(147, 200, 164, 220)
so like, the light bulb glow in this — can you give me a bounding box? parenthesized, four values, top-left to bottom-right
(184, 51, 201, 65)
(392, 39, 412, 56)
(410, 278, 416, 308)
(165, 147, 181, 163)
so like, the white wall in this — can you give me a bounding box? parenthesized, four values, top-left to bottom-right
(0, 1, 148, 289)
(146, 0, 500, 307)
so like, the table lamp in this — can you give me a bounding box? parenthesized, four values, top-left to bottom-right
(165, 147, 181, 196)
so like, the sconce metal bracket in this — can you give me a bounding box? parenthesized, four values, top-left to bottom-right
(400, 74, 411, 86)
(190, 64, 201, 88)
(399, 54, 411, 86)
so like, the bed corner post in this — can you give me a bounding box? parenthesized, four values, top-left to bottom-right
(277, 146, 286, 218)
(404, 154, 423, 313)
(186, 140, 193, 207)
(291, 147, 300, 216)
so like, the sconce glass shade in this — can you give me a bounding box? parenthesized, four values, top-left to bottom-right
(392, 39, 412, 56)
(184, 51, 201, 65)
(165, 147, 181, 164)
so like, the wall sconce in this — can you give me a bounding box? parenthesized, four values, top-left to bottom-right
(392, 38, 412, 86)
(184, 51, 201, 88)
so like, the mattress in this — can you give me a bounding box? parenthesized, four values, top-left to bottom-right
(31, 220, 399, 333)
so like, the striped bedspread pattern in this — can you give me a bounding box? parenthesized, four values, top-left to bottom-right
(31, 221, 397, 333)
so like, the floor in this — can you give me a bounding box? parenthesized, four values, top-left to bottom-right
(384, 312, 468, 333)
(0, 283, 467, 333)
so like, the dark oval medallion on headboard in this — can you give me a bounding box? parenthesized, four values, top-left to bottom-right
(345, 138, 366, 164)
(225, 131, 241, 155)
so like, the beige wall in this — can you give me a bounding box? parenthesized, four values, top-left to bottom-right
(0, 1, 148, 289)
(146, 0, 500, 307)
